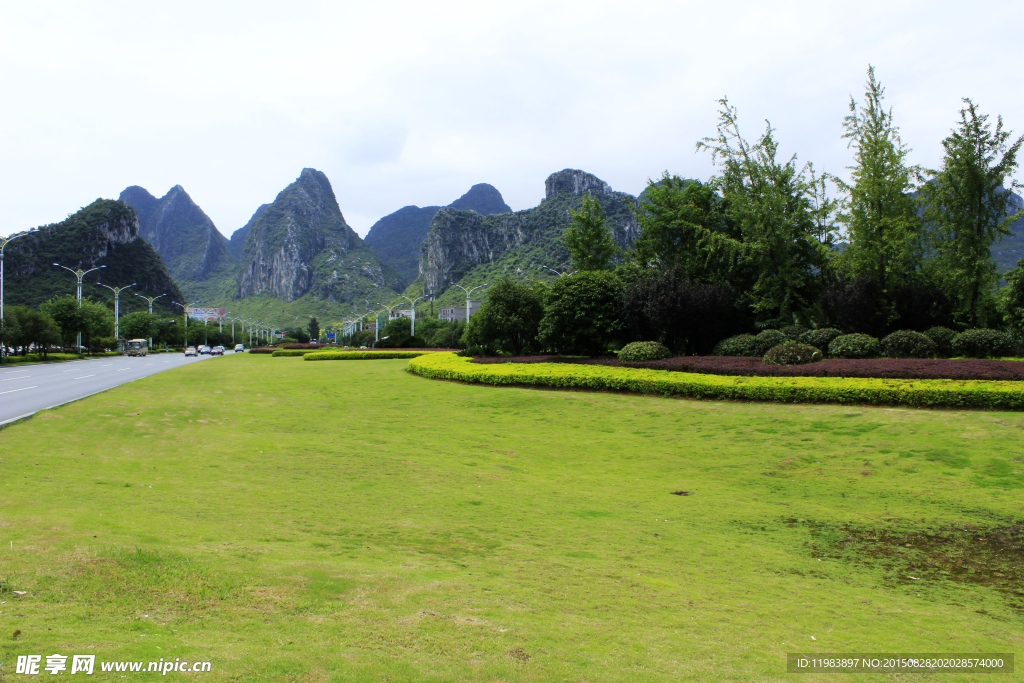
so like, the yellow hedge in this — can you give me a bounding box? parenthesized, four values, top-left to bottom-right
(407, 352, 1024, 410)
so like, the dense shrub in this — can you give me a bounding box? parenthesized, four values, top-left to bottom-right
(304, 350, 433, 360)
(621, 270, 735, 355)
(880, 330, 938, 359)
(617, 341, 672, 362)
(763, 343, 822, 365)
(820, 276, 887, 338)
(712, 334, 759, 357)
(828, 333, 880, 359)
(464, 278, 546, 356)
(752, 330, 788, 356)
(539, 271, 625, 356)
(951, 329, 1017, 358)
(924, 327, 957, 357)
(799, 328, 843, 351)
(780, 324, 808, 340)
(409, 352, 1024, 410)
(892, 280, 953, 331)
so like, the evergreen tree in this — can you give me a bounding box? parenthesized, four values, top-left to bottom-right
(308, 316, 320, 342)
(464, 278, 546, 355)
(696, 99, 827, 321)
(563, 194, 619, 271)
(920, 99, 1024, 327)
(999, 258, 1024, 337)
(837, 66, 923, 300)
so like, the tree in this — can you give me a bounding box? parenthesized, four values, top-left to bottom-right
(631, 175, 741, 283)
(538, 271, 625, 355)
(696, 99, 828, 322)
(308, 316, 320, 342)
(464, 278, 546, 355)
(7, 306, 61, 357)
(0, 312, 22, 358)
(120, 311, 157, 341)
(837, 66, 923, 304)
(1000, 258, 1024, 337)
(621, 269, 735, 355)
(79, 299, 114, 350)
(40, 295, 86, 348)
(920, 98, 1024, 327)
(563, 194, 619, 271)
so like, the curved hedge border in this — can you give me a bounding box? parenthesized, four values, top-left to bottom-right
(407, 352, 1024, 410)
(304, 350, 434, 361)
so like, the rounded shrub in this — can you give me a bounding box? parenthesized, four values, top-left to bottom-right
(951, 329, 1017, 358)
(880, 330, 938, 359)
(828, 333, 880, 359)
(924, 326, 957, 357)
(780, 324, 809, 340)
(712, 334, 758, 356)
(799, 328, 843, 352)
(617, 341, 672, 362)
(762, 343, 822, 365)
(752, 329, 788, 356)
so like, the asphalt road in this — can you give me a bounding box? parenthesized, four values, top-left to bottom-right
(0, 352, 218, 426)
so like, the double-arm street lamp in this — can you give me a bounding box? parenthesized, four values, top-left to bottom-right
(54, 262, 106, 351)
(96, 282, 135, 349)
(449, 282, 488, 324)
(397, 294, 432, 337)
(1, 229, 38, 363)
(172, 300, 199, 347)
(541, 265, 575, 278)
(135, 293, 167, 348)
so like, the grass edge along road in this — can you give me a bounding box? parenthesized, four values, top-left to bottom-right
(407, 352, 1024, 410)
(1, 354, 1022, 682)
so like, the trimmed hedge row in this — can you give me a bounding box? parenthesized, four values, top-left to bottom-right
(271, 349, 320, 357)
(408, 352, 1024, 410)
(304, 350, 434, 361)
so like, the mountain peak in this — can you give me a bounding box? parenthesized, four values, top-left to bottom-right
(448, 183, 511, 214)
(544, 169, 613, 199)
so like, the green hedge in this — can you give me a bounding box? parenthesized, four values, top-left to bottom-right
(407, 352, 1024, 410)
(271, 349, 320, 357)
(304, 350, 435, 361)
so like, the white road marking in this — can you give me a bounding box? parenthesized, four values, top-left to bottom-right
(0, 385, 36, 395)
(1, 376, 32, 382)
(73, 374, 96, 380)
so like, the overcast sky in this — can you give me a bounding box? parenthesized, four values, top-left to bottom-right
(2, 1, 1021, 239)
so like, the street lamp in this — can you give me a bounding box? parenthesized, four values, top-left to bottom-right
(541, 265, 575, 278)
(135, 293, 167, 348)
(1, 229, 38, 363)
(449, 282, 488, 324)
(396, 293, 432, 337)
(54, 262, 106, 351)
(172, 300, 199, 348)
(96, 282, 135, 349)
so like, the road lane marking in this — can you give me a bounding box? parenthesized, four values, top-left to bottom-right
(117, 368, 130, 372)
(0, 385, 36, 395)
(73, 374, 96, 380)
(1, 376, 32, 381)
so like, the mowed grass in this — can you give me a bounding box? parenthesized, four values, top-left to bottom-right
(1, 355, 1022, 682)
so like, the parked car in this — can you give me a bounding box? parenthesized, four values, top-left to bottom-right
(199, 345, 211, 354)
(184, 346, 198, 357)
(211, 346, 225, 356)
(234, 344, 245, 353)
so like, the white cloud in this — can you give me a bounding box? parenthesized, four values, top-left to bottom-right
(0, 0, 1021, 238)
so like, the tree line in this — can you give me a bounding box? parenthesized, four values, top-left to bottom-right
(462, 67, 1024, 357)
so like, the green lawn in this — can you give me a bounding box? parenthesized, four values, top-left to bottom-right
(0, 355, 1021, 682)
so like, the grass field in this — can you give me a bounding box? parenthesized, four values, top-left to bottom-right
(0, 355, 1022, 681)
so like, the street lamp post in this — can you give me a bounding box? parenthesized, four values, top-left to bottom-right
(1, 229, 38, 363)
(375, 302, 401, 342)
(96, 282, 135, 350)
(172, 300, 199, 348)
(54, 262, 106, 352)
(449, 282, 488, 324)
(134, 293, 167, 348)
(397, 294, 432, 337)
(541, 265, 575, 278)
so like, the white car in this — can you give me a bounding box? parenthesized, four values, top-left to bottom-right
(234, 344, 245, 353)
(184, 346, 198, 357)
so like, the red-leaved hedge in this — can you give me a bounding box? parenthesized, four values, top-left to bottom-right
(470, 355, 1024, 381)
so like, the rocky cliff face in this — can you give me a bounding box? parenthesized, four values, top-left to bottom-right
(364, 183, 512, 285)
(2, 199, 182, 310)
(227, 204, 269, 259)
(237, 168, 399, 303)
(994, 189, 1024, 275)
(420, 169, 638, 295)
(119, 184, 232, 283)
